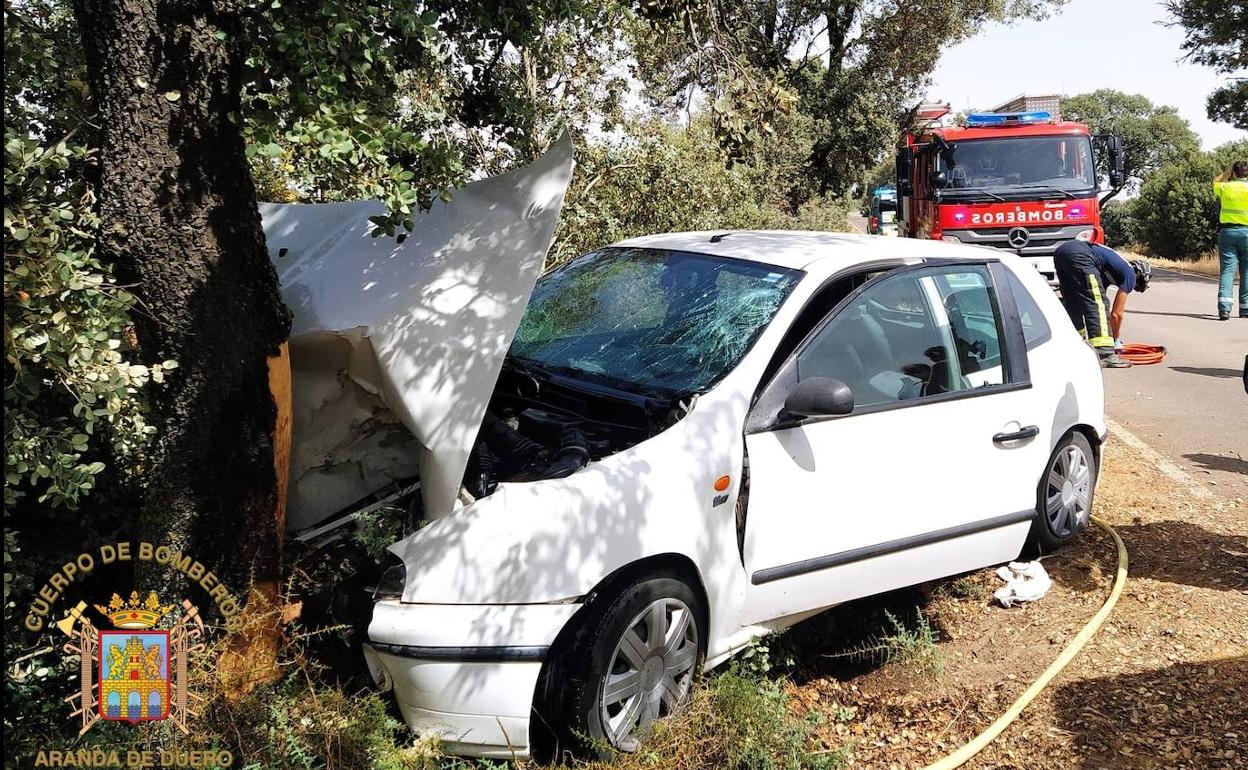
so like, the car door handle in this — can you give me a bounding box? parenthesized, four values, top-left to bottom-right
(993, 425, 1039, 444)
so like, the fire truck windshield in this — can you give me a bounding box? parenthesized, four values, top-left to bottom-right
(941, 135, 1096, 198)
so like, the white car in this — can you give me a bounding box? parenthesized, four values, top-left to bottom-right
(260, 141, 1101, 759)
(357, 230, 1105, 759)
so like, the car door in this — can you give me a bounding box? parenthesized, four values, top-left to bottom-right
(739, 261, 1046, 625)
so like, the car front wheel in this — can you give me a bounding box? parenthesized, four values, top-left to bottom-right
(544, 574, 705, 758)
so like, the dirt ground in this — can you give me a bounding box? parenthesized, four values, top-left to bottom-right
(780, 435, 1247, 770)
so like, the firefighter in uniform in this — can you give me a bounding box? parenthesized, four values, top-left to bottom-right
(1213, 160, 1248, 320)
(1053, 240, 1151, 368)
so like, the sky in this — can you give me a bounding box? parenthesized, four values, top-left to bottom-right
(928, 0, 1245, 150)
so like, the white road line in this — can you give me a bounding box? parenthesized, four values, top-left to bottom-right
(1105, 417, 1213, 499)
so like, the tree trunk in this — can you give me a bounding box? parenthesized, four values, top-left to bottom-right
(73, 0, 290, 596)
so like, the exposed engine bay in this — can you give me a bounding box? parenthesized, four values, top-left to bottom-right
(463, 359, 690, 499)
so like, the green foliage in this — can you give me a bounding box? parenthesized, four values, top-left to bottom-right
(945, 574, 992, 601)
(878, 608, 944, 677)
(1205, 81, 1248, 132)
(858, 159, 895, 210)
(1062, 90, 1201, 196)
(225, 680, 439, 770)
(351, 503, 411, 563)
(1100, 200, 1143, 248)
(552, 115, 847, 265)
(4, 134, 174, 512)
(1164, 0, 1247, 129)
(630, 0, 1068, 197)
(828, 607, 945, 679)
(1135, 139, 1248, 258)
(239, 0, 630, 233)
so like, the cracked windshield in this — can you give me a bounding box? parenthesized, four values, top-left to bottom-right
(511, 247, 801, 394)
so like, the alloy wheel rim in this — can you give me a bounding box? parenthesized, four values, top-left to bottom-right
(600, 597, 699, 752)
(1045, 445, 1091, 537)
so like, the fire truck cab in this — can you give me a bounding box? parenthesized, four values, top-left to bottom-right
(896, 103, 1124, 284)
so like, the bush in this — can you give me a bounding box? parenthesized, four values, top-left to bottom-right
(1100, 199, 1141, 248)
(551, 115, 847, 266)
(1134, 139, 1248, 258)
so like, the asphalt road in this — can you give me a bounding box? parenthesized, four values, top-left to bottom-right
(1103, 268, 1246, 500)
(846, 213, 1244, 497)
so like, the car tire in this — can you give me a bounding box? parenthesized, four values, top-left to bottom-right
(540, 574, 706, 760)
(1027, 431, 1097, 554)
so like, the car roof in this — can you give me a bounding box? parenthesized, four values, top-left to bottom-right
(611, 230, 998, 273)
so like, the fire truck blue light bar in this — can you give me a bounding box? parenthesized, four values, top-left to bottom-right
(965, 111, 1052, 127)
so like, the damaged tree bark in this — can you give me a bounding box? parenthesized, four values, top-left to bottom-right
(73, 0, 291, 690)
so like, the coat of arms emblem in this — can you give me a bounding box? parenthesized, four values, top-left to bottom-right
(57, 591, 204, 734)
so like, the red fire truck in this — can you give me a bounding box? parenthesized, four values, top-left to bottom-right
(895, 102, 1124, 283)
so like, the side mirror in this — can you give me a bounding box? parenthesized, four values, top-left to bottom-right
(782, 377, 854, 421)
(1107, 134, 1125, 188)
(895, 147, 914, 196)
(928, 171, 949, 190)
(1098, 133, 1126, 187)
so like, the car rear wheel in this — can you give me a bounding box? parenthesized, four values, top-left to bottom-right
(1028, 431, 1096, 554)
(542, 575, 705, 759)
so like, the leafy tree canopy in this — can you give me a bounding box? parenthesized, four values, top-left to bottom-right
(1164, 0, 1248, 130)
(1062, 89, 1201, 197)
(630, 0, 1068, 196)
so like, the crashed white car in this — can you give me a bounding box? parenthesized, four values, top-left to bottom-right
(262, 141, 1105, 759)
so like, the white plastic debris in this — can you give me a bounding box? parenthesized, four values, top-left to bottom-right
(993, 561, 1053, 607)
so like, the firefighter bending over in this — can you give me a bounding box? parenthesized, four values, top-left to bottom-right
(1053, 240, 1151, 368)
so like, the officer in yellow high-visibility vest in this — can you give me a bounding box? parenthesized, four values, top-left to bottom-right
(1213, 160, 1248, 320)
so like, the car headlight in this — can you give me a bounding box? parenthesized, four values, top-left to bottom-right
(941, 235, 961, 243)
(1074, 228, 1095, 242)
(370, 552, 407, 600)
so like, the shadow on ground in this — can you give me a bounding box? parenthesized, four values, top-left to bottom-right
(1112, 520, 1248, 592)
(1053, 655, 1247, 769)
(1169, 365, 1243, 379)
(1127, 309, 1221, 321)
(776, 586, 941, 685)
(1184, 452, 1248, 476)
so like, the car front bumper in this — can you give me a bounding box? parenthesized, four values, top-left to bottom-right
(364, 599, 581, 758)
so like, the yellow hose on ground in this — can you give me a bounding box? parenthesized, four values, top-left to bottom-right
(918, 516, 1128, 770)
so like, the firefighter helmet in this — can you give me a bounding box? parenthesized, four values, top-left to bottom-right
(1131, 258, 1152, 293)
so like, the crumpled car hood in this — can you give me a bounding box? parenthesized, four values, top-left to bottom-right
(261, 137, 574, 526)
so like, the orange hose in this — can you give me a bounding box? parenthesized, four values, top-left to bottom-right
(1118, 343, 1166, 365)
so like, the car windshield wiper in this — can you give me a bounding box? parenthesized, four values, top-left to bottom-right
(505, 355, 681, 402)
(941, 186, 1006, 202)
(1018, 184, 1077, 200)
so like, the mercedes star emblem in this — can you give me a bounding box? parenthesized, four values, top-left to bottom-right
(1007, 227, 1030, 249)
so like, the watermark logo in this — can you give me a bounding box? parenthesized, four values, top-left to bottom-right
(58, 591, 204, 735)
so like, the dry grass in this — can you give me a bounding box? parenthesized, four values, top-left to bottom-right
(1121, 246, 1224, 278)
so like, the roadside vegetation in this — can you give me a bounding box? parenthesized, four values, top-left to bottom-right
(1100, 138, 1248, 266)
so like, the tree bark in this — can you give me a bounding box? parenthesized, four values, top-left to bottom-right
(73, 0, 290, 595)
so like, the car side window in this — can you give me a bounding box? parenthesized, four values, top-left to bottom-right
(931, 269, 1010, 388)
(1003, 268, 1051, 349)
(795, 266, 1011, 409)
